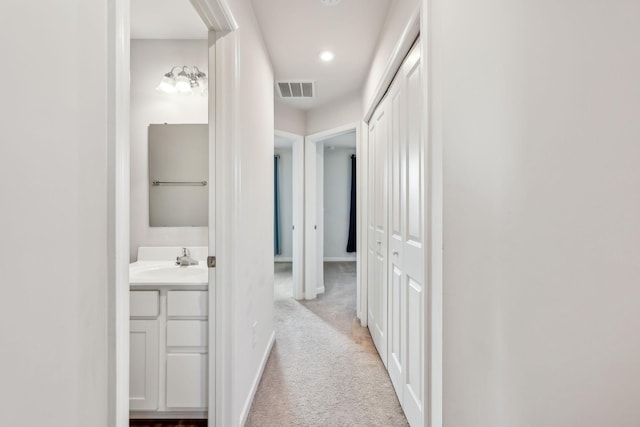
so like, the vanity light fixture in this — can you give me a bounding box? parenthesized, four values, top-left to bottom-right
(156, 66, 207, 95)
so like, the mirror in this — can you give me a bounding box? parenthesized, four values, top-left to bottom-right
(148, 123, 208, 227)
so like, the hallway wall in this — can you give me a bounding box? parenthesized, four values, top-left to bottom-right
(433, 0, 640, 425)
(306, 92, 361, 135)
(275, 100, 306, 135)
(0, 1, 109, 425)
(220, 0, 276, 424)
(129, 39, 208, 262)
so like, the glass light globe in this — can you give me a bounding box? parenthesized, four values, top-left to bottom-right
(175, 73, 192, 93)
(156, 74, 177, 93)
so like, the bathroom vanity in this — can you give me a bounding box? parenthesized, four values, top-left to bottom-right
(129, 247, 209, 419)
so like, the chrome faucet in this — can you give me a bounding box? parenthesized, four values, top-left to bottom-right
(176, 247, 198, 266)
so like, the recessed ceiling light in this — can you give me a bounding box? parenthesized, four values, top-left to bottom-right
(319, 50, 335, 62)
(320, 0, 342, 5)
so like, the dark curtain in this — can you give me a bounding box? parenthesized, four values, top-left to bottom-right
(274, 155, 281, 255)
(346, 154, 357, 252)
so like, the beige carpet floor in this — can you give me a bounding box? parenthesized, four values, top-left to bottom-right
(245, 262, 408, 427)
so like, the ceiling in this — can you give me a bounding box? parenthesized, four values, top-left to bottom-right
(251, 0, 392, 111)
(131, 0, 207, 40)
(131, 0, 392, 112)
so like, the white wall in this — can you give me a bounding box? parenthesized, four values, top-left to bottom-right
(306, 92, 362, 135)
(218, 0, 275, 424)
(130, 39, 208, 261)
(275, 100, 306, 135)
(433, 0, 640, 425)
(362, 0, 419, 112)
(323, 148, 357, 260)
(0, 0, 109, 425)
(275, 147, 293, 259)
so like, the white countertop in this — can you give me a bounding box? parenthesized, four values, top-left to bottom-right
(130, 246, 209, 290)
(129, 261, 208, 290)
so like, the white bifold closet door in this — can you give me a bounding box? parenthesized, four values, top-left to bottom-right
(367, 41, 424, 427)
(368, 103, 389, 367)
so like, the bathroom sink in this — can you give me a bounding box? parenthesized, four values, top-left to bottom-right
(130, 262, 208, 285)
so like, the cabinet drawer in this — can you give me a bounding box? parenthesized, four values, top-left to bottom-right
(167, 320, 207, 347)
(130, 291, 159, 318)
(167, 291, 208, 318)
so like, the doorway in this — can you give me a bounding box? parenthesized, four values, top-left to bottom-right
(113, 1, 238, 426)
(128, 0, 211, 424)
(274, 131, 304, 299)
(304, 123, 360, 305)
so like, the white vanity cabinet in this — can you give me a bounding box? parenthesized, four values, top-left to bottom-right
(129, 287, 208, 419)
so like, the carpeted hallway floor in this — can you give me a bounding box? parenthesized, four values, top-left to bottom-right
(245, 262, 408, 427)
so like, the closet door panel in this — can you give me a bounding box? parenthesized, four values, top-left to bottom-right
(387, 79, 405, 399)
(375, 108, 389, 366)
(367, 40, 424, 426)
(402, 44, 425, 427)
(367, 124, 377, 326)
(368, 107, 388, 366)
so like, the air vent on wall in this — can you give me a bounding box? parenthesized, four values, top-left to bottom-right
(277, 81, 314, 99)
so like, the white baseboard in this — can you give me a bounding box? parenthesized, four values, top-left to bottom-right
(323, 257, 357, 262)
(274, 257, 293, 263)
(239, 330, 276, 427)
(316, 286, 325, 294)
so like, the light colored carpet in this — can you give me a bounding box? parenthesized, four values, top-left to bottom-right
(245, 262, 408, 427)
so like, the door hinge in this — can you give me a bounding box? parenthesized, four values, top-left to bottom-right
(207, 256, 216, 268)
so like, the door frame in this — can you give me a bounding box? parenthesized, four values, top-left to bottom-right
(109, 1, 237, 426)
(304, 123, 361, 305)
(274, 130, 305, 300)
(421, 1, 444, 425)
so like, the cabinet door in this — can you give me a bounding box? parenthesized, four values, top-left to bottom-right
(166, 353, 208, 409)
(130, 320, 159, 411)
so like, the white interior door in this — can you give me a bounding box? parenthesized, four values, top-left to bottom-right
(291, 137, 305, 300)
(316, 143, 325, 294)
(275, 131, 305, 300)
(304, 137, 319, 299)
(367, 123, 377, 335)
(207, 29, 217, 424)
(368, 105, 389, 366)
(399, 44, 424, 427)
(387, 76, 405, 401)
(366, 41, 424, 427)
